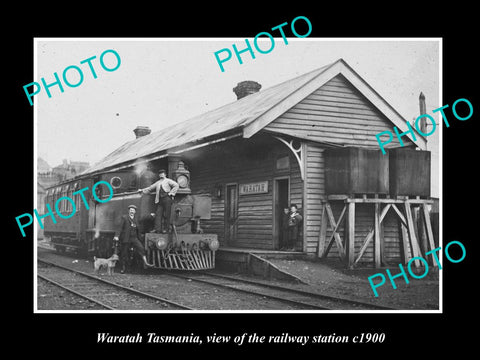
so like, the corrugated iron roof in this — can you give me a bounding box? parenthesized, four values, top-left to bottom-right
(82, 62, 334, 175)
(81, 58, 423, 176)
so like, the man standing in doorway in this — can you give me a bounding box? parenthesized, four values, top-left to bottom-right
(280, 207, 290, 250)
(139, 169, 179, 233)
(287, 204, 303, 251)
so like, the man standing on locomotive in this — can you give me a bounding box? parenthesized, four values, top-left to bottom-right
(113, 205, 153, 273)
(139, 169, 179, 234)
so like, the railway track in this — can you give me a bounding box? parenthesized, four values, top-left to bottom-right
(38, 274, 115, 310)
(170, 272, 329, 310)
(37, 250, 395, 310)
(171, 271, 395, 310)
(37, 259, 192, 310)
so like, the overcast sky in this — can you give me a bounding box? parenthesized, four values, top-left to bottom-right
(35, 38, 440, 195)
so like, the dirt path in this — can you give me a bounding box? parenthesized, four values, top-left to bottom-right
(266, 257, 439, 310)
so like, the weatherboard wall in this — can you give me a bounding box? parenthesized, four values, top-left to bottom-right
(265, 74, 413, 149)
(189, 138, 303, 250)
(185, 74, 411, 258)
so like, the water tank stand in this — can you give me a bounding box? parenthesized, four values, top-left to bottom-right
(318, 195, 436, 269)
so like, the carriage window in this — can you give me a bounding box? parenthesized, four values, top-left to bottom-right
(61, 186, 66, 212)
(56, 188, 60, 209)
(73, 183, 81, 210)
(53, 188, 59, 208)
(66, 185, 74, 212)
(61, 186, 68, 212)
(45, 190, 50, 213)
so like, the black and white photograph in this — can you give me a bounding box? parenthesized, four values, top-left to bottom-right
(33, 38, 441, 312)
(8, 7, 478, 354)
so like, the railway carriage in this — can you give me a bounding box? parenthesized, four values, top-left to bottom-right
(44, 178, 93, 254)
(44, 163, 219, 270)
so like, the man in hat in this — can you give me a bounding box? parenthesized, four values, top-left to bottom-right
(280, 207, 291, 250)
(287, 204, 303, 251)
(139, 169, 179, 233)
(113, 204, 153, 273)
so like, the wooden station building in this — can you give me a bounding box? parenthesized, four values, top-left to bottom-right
(81, 59, 436, 269)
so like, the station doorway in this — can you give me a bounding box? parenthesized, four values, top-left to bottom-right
(273, 177, 290, 250)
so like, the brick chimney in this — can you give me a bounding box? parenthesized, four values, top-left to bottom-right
(233, 81, 262, 100)
(133, 126, 151, 139)
(419, 92, 427, 135)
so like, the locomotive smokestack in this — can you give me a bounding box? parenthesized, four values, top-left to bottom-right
(133, 126, 151, 139)
(233, 81, 262, 100)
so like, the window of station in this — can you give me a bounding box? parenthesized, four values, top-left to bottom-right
(275, 155, 290, 171)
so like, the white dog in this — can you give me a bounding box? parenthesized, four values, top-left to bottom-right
(93, 254, 120, 275)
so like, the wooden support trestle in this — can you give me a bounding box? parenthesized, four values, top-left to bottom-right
(324, 203, 346, 260)
(318, 196, 437, 269)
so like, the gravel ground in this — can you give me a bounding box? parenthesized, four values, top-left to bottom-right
(37, 248, 304, 310)
(263, 257, 439, 310)
(36, 246, 439, 310)
(37, 277, 105, 310)
(38, 265, 181, 310)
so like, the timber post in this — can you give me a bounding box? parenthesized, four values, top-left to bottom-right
(346, 202, 355, 269)
(318, 195, 435, 269)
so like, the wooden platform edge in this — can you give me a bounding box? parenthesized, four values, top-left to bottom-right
(248, 253, 308, 284)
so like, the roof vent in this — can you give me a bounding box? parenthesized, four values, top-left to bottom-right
(233, 81, 262, 100)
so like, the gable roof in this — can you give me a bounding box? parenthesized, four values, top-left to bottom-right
(82, 59, 424, 176)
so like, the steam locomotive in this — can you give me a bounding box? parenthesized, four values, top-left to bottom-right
(43, 158, 219, 270)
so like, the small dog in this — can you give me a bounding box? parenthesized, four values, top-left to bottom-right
(93, 254, 120, 275)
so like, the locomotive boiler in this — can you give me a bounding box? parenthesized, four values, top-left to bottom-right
(44, 158, 219, 270)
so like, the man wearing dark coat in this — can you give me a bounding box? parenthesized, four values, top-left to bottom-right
(280, 207, 290, 250)
(113, 204, 153, 273)
(287, 204, 303, 251)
